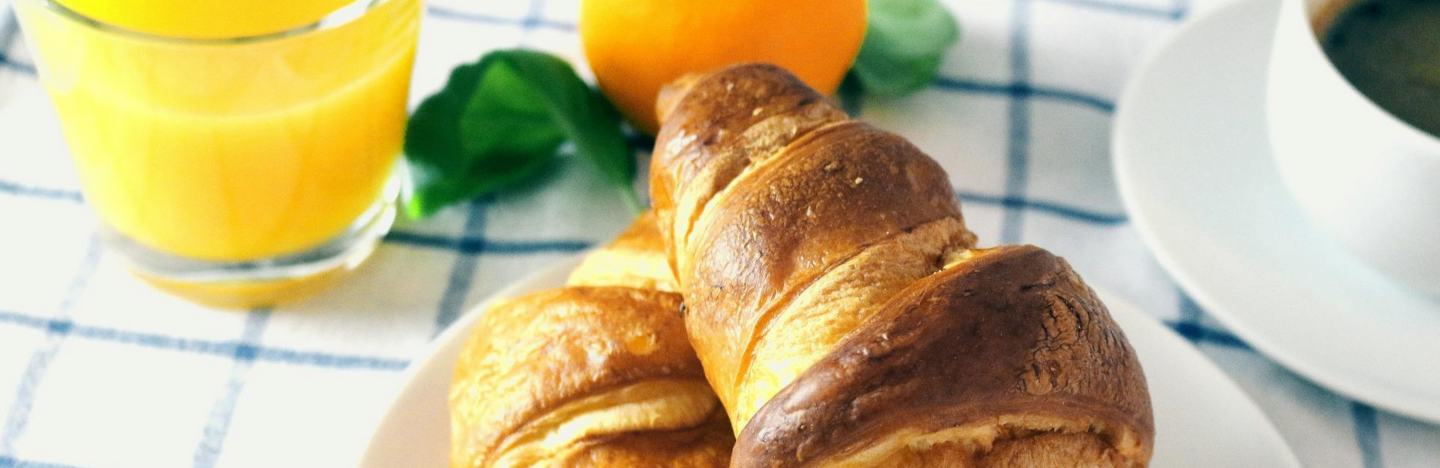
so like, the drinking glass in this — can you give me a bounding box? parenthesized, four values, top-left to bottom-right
(16, 0, 422, 307)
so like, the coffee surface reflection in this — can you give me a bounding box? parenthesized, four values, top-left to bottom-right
(1321, 0, 1440, 137)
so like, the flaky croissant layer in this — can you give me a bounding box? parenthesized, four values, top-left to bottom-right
(650, 64, 1153, 467)
(449, 213, 733, 468)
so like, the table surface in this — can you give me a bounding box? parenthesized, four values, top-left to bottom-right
(1, 0, 1437, 467)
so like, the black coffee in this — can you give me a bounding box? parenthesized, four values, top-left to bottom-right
(1321, 0, 1440, 137)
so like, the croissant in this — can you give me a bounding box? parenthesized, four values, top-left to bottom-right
(448, 212, 733, 467)
(649, 64, 1153, 467)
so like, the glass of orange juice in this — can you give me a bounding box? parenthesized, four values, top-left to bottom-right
(15, 0, 422, 307)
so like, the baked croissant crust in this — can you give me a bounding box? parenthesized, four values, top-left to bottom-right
(448, 212, 733, 468)
(650, 64, 1153, 467)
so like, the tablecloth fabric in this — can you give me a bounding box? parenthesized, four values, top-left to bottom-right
(0, 0, 1437, 466)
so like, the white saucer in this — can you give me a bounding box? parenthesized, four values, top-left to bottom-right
(357, 254, 1300, 467)
(1114, 0, 1440, 423)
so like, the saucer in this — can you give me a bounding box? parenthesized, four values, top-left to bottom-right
(1114, 0, 1440, 423)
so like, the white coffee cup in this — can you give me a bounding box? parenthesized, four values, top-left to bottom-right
(1267, 0, 1440, 295)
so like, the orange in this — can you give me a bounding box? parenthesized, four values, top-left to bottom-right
(580, 0, 868, 133)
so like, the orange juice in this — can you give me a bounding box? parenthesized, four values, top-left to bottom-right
(17, 0, 420, 262)
(52, 0, 360, 39)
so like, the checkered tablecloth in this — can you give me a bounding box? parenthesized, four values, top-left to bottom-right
(2, 0, 1438, 466)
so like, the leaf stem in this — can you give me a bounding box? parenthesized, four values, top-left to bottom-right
(618, 185, 644, 216)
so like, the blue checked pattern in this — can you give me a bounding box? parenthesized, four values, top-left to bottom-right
(0, 0, 1436, 466)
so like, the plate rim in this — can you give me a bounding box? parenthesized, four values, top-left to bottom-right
(1101, 287, 1301, 468)
(1112, 0, 1440, 423)
(358, 254, 1301, 467)
(355, 253, 592, 468)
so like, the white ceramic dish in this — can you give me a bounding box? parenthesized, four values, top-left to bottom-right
(1268, 0, 1440, 295)
(1114, 0, 1440, 424)
(359, 254, 1300, 467)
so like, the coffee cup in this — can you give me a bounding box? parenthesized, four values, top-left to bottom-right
(1267, 0, 1440, 295)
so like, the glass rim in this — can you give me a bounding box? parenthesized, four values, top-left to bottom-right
(23, 0, 396, 45)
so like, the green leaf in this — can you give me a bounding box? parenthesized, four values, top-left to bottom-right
(849, 0, 961, 97)
(403, 49, 638, 218)
(495, 51, 641, 214)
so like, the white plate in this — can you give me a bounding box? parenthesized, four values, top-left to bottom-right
(1114, 0, 1440, 423)
(358, 254, 1300, 467)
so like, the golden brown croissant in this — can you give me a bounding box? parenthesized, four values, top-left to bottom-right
(649, 64, 1153, 467)
(449, 212, 733, 467)
(567, 211, 680, 293)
